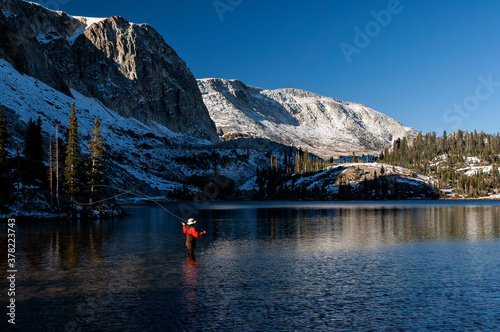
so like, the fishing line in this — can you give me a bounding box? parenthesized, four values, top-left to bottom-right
(73, 184, 188, 223)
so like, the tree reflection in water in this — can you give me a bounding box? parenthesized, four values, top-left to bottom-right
(0, 202, 498, 331)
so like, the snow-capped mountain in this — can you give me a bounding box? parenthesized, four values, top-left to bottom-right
(0, 0, 424, 205)
(0, 0, 218, 141)
(198, 78, 416, 158)
(0, 0, 267, 197)
(0, 57, 284, 197)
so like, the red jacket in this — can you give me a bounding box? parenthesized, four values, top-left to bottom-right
(183, 225, 206, 238)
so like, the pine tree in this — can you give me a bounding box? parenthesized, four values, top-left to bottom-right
(23, 117, 45, 189)
(48, 136, 53, 208)
(64, 103, 80, 202)
(379, 150, 385, 161)
(304, 151, 310, 173)
(86, 117, 105, 205)
(294, 153, 300, 174)
(24, 118, 44, 162)
(0, 106, 12, 206)
(492, 161, 500, 189)
(55, 126, 63, 207)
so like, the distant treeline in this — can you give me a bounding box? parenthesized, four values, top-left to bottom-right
(380, 130, 500, 198)
(252, 149, 436, 201)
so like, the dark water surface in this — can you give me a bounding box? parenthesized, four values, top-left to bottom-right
(1, 201, 500, 331)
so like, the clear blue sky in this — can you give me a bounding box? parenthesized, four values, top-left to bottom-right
(43, 0, 500, 134)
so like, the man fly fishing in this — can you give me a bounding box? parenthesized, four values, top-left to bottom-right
(182, 218, 206, 256)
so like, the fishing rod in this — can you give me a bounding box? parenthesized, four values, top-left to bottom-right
(74, 185, 207, 257)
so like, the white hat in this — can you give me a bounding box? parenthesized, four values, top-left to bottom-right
(187, 218, 196, 225)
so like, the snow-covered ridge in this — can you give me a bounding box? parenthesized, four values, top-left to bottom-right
(23, 3, 134, 45)
(71, 16, 108, 26)
(20, 2, 109, 45)
(66, 15, 108, 45)
(24, 1, 59, 13)
(198, 78, 416, 159)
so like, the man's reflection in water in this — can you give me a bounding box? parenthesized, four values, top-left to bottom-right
(181, 255, 199, 319)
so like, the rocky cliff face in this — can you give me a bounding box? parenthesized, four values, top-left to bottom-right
(198, 78, 416, 158)
(0, 0, 218, 141)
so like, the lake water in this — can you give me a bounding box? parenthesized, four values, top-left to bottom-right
(1, 201, 500, 331)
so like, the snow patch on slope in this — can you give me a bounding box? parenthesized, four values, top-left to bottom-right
(458, 165, 500, 177)
(36, 30, 62, 44)
(0, 58, 174, 138)
(1, 9, 17, 18)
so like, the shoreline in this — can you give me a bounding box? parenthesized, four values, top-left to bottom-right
(3, 197, 500, 222)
